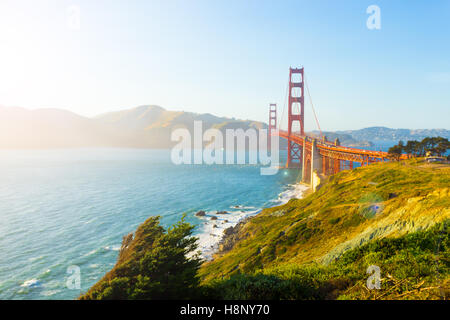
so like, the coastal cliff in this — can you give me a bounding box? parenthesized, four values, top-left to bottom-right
(82, 158, 450, 299)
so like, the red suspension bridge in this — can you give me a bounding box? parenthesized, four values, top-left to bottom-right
(269, 67, 407, 185)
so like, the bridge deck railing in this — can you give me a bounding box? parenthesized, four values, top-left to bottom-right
(275, 130, 408, 160)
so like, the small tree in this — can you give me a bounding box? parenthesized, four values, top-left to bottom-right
(80, 215, 203, 300)
(432, 137, 450, 156)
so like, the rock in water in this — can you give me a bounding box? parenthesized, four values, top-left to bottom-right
(195, 210, 206, 217)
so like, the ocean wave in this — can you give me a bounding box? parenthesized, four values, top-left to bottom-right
(28, 255, 46, 263)
(84, 248, 99, 257)
(38, 269, 52, 279)
(83, 218, 97, 224)
(104, 245, 121, 251)
(229, 205, 256, 210)
(40, 289, 61, 297)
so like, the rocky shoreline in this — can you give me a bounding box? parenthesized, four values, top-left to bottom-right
(194, 183, 310, 261)
(216, 216, 254, 254)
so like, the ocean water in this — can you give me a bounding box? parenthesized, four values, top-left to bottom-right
(0, 148, 306, 300)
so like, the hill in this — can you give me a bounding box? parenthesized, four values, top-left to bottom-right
(0, 105, 266, 149)
(309, 131, 373, 148)
(0, 106, 111, 148)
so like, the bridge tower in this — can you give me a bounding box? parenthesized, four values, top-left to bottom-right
(268, 103, 277, 149)
(286, 67, 305, 168)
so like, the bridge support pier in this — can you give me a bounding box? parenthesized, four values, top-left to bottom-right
(311, 138, 323, 178)
(302, 138, 323, 184)
(301, 140, 307, 180)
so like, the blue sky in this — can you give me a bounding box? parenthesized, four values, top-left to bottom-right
(0, 0, 449, 130)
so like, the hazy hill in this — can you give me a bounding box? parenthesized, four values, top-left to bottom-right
(310, 127, 450, 150)
(309, 131, 373, 147)
(311, 127, 450, 148)
(95, 105, 267, 149)
(0, 106, 116, 148)
(0, 105, 267, 149)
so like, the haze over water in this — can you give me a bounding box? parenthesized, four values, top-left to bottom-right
(0, 148, 303, 300)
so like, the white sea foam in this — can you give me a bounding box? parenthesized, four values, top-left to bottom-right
(84, 218, 97, 224)
(275, 183, 309, 205)
(195, 182, 310, 261)
(28, 255, 45, 263)
(104, 245, 121, 251)
(40, 289, 61, 297)
(230, 205, 256, 210)
(20, 279, 40, 288)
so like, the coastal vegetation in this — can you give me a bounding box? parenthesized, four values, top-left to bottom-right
(388, 137, 450, 160)
(202, 222, 448, 299)
(81, 158, 450, 300)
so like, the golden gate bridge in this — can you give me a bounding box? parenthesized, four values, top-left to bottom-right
(269, 67, 407, 185)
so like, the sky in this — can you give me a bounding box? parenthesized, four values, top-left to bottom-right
(0, 0, 449, 131)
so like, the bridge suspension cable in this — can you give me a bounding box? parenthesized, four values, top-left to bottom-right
(304, 75, 323, 138)
(279, 73, 290, 131)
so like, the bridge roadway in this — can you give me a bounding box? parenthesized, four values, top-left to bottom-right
(273, 130, 408, 186)
(277, 130, 407, 165)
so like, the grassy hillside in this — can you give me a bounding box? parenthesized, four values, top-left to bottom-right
(199, 159, 449, 299)
(202, 222, 448, 299)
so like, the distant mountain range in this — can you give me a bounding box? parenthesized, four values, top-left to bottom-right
(0, 105, 447, 149)
(310, 127, 450, 149)
(335, 127, 450, 143)
(308, 131, 374, 148)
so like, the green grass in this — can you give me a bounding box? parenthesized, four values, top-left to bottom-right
(202, 221, 449, 300)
